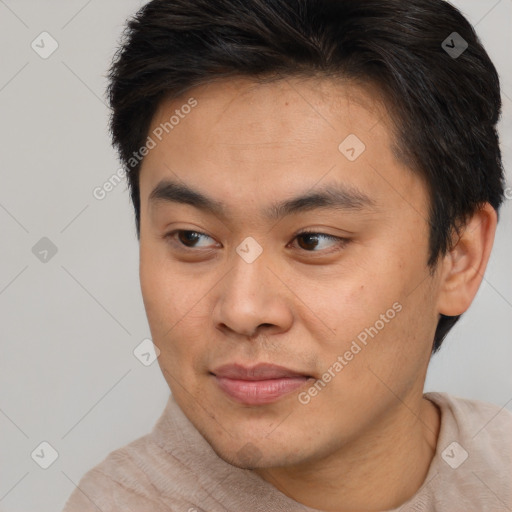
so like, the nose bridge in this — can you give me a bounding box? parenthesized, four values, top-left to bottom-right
(227, 238, 273, 303)
(214, 237, 292, 336)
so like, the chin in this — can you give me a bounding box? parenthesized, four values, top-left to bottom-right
(216, 446, 281, 470)
(204, 430, 306, 470)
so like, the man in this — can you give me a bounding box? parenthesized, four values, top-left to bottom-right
(63, 0, 511, 510)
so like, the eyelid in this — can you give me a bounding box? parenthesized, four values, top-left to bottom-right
(294, 228, 342, 240)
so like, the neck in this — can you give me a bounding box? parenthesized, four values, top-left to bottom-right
(254, 395, 440, 512)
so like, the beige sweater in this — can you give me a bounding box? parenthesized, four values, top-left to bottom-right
(62, 392, 512, 511)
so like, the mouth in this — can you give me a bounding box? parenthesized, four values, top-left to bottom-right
(210, 363, 315, 405)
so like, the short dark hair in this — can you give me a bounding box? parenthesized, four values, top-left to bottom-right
(107, 0, 505, 352)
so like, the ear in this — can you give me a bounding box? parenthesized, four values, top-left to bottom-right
(436, 203, 498, 317)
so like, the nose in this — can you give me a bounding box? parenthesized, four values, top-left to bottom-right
(212, 246, 294, 339)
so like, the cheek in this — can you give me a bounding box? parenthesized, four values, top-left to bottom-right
(139, 253, 165, 324)
(319, 265, 401, 337)
(139, 239, 184, 315)
(139, 243, 183, 347)
(355, 280, 437, 390)
(139, 246, 211, 364)
(316, 251, 431, 369)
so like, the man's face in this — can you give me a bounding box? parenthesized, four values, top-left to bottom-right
(138, 77, 441, 469)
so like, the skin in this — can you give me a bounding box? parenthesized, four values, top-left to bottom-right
(138, 76, 497, 512)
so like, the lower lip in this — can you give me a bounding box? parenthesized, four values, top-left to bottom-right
(213, 375, 311, 405)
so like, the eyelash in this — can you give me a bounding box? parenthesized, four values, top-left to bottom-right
(163, 229, 350, 255)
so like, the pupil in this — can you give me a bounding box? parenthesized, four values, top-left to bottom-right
(300, 234, 318, 250)
(181, 231, 199, 245)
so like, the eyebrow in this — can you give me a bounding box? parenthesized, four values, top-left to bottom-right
(148, 179, 376, 221)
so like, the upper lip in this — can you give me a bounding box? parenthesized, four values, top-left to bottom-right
(211, 363, 311, 380)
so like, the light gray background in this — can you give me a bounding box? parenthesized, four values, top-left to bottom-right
(0, 1, 510, 511)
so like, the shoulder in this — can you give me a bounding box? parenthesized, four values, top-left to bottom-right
(61, 396, 206, 511)
(61, 433, 181, 512)
(427, 391, 512, 448)
(422, 392, 512, 511)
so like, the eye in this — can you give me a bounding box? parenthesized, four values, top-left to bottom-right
(164, 230, 218, 250)
(163, 229, 349, 254)
(291, 230, 349, 253)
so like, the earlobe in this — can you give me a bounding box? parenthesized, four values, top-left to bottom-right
(437, 203, 498, 317)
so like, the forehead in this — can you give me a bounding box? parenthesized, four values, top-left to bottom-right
(150, 75, 393, 148)
(139, 76, 427, 222)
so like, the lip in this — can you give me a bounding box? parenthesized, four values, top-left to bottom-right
(211, 363, 314, 405)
